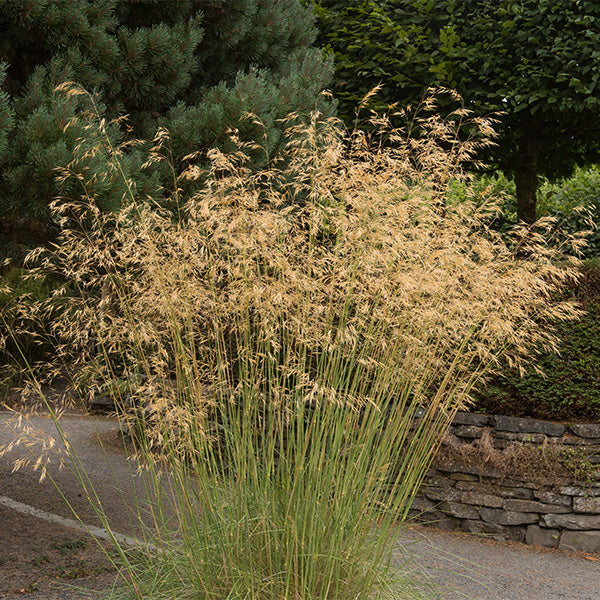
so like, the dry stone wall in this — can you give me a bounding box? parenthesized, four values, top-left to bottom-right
(411, 413, 600, 554)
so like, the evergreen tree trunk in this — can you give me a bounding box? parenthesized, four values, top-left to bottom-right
(515, 127, 541, 224)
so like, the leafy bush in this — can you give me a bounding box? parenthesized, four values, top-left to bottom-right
(446, 171, 516, 234)
(448, 168, 600, 420)
(474, 260, 600, 421)
(448, 166, 600, 259)
(0, 267, 65, 392)
(537, 166, 600, 258)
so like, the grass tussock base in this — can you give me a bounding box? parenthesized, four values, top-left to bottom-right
(8, 87, 587, 600)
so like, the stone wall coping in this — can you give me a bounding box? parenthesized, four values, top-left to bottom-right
(451, 411, 600, 441)
(451, 413, 491, 427)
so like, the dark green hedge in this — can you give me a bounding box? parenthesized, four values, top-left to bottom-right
(474, 260, 600, 421)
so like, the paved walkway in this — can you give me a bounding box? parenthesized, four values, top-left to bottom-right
(1, 412, 599, 600)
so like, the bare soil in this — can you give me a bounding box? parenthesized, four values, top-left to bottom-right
(0, 505, 118, 599)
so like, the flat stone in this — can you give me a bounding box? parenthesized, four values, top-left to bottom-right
(455, 482, 501, 496)
(461, 491, 504, 508)
(492, 415, 565, 437)
(493, 431, 547, 444)
(448, 463, 504, 478)
(569, 424, 600, 439)
(410, 497, 436, 515)
(550, 436, 600, 446)
(88, 394, 116, 413)
(422, 512, 461, 531)
(526, 525, 559, 548)
(499, 486, 534, 500)
(463, 521, 526, 542)
(454, 481, 481, 491)
(453, 425, 483, 439)
(514, 433, 548, 444)
(423, 475, 455, 488)
(447, 472, 479, 482)
(503, 499, 570, 514)
(461, 519, 506, 536)
(573, 496, 600, 513)
(492, 431, 520, 441)
(559, 486, 600, 497)
(503, 479, 542, 490)
(542, 513, 600, 530)
(425, 469, 443, 477)
(440, 501, 480, 520)
(452, 413, 491, 427)
(502, 526, 527, 543)
(533, 491, 572, 507)
(423, 486, 462, 503)
(558, 530, 600, 553)
(479, 508, 539, 526)
(408, 509, 455, 529)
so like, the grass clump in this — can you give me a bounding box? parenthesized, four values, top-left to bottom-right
(15, 87, 584, 600)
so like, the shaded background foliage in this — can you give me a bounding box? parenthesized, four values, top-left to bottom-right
(307, 0, 600, 420)
(473, 260, 600, 421)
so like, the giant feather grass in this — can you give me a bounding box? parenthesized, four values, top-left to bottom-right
(7, 85, 584, 599)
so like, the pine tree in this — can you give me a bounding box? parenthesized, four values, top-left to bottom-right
(0, 63, 13, 169)
(0, 0, 333, 257)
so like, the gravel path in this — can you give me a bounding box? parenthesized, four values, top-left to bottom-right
(398, 525, 600, 599)
(1, 411, 598, 600)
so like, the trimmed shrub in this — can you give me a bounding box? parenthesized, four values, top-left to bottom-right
(474, 260, 600, 421)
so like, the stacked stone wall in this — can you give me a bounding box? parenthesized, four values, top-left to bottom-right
(412, 413, 600, 554)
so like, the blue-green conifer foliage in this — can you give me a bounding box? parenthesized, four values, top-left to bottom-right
(0, 0, 333, 254)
